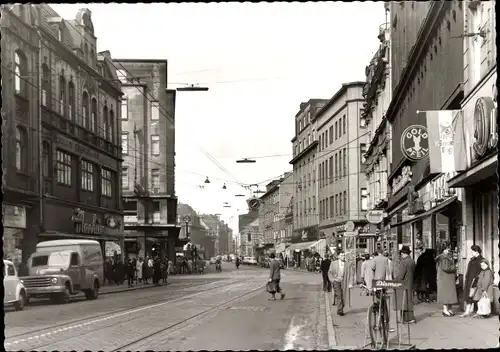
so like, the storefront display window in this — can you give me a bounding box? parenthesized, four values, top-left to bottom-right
(435, 213, 450, 250)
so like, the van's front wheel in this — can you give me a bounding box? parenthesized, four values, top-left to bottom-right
(84, 281, 99, 300)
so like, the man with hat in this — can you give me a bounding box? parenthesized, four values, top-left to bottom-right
(394, 245, 416, 324)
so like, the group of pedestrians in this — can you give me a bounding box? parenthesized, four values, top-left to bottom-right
(124, 256, 172, 287)
(319, 243, 495, 323)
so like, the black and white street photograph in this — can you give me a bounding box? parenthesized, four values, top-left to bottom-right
(2, 1, 498, 350)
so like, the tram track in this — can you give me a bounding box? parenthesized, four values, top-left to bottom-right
(5, 275, 262, 348)
(5, 274, 265, 350)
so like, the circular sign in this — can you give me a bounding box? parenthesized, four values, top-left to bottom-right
(365, 210, 385, 224)
(472, 97, 494, 158)
(345, 221, 355, 232)
(106, 216, 119, 229)
(400, 125, 429, 161)
(183, 215, 191, 223)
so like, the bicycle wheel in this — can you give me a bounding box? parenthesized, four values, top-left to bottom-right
(379, 298, 390, 347)
(367, 304, 379, 349)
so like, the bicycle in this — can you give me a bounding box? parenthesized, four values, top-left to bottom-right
(360, 284, 390, 349)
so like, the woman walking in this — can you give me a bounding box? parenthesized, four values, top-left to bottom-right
(471, 259, 494, 319)
(136, 258, 143, 284)
(461, 245, 484, 317)
(435, 243, 458, 316)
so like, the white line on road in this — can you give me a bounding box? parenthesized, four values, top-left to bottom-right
(5, 278, 263, 347)
(324, 292, 337, 348)
(283, 316, 303, 350)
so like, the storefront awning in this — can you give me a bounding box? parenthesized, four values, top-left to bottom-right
(287, 241, 317, 252)
(447, 153, 497, 188)
(390, 196, 458, 228)
(275, 242, 288, 254)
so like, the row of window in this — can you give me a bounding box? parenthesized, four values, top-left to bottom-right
(49, 149, 115, 197)
(319, 115, 347, 152)
(121, 99, 160, 122)
(14, 50, 116, 142)
(320, 192, 348, 220)
(121, 133, 161, 156)
(319, 149, 347, 187)
(121, 167, 160, 190)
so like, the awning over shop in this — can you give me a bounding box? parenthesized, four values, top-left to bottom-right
(447, 153, 497, 188)
(390, 196, 458, 228)
(287, 241, 317, 252)
(275, 242, 287, 254)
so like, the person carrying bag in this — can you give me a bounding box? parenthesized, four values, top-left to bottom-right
(473, 259, 494, 318)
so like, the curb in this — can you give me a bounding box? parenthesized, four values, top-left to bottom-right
(324, 292, 338, 348)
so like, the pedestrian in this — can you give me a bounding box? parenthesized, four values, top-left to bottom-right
(471, 259, 494, 319)
(328, 252, 355, 316)
(136, 258, 143, 284)
(126, 259, 135, 287)
(393, 245, 416, 324)
(153, 256, 161, 285)
(361, 254, 376, 290)
(461, 245, 484, 317)
(321, 254, 332, 292)
(383, 251, 393, 280)
(356, 255, 364, 284)
(105, 259, 113, 285)
(373, 250, 390, 281)
(268, 252, 285, 301)
(435, 243, 458, 316)
(168, 259, 173, 275)
(143, 256, 150, 284)
(414, 247, 437, 303)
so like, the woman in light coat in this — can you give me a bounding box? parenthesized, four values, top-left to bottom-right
(136, 258, 143, 283)
(435, 244, 458, 316)
(472, 259, 494, 319)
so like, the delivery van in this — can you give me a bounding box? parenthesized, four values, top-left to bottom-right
(20, 239, 104, 304)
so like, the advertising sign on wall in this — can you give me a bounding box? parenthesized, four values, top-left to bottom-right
(400, 125, 429, 161)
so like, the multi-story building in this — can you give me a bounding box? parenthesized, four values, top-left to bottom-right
(117, 59, 181, 262)
(200, 214, 221, 255)
(362, 13, 393, 253)
(384, 1, 464, 261)
(238, 208, 260, 257)
(289, 99, 328, 243)
(315, 82, 368, 251)
(177, 203, 215, 259)
(447, 0, 498, 310)
(2, 5, 124, 264)
(258, 172, 294, 248)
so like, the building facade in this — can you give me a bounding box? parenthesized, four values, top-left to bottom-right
(315, 82, 368, 250)
(363, 15, 393, 254)
(238, 208, 260, 257)
(385, 1, 464, 261)
(117, 59, 181, 262)
(177, 203, 215, 259)
(2, 5, 124, 264)
(289, 99, 328, 243)
(447, 0, 498, 310)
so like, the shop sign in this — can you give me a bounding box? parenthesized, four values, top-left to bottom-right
(2, 204, 26, 229)
(430, 172, 456, 207)
(365, 210, 385, 224)
(472, 95, 497, 159)
(105, 216, 121, 229)
(56, 134, 101, 162)
(124, 215, 138, 224)
(391, 165, 412, 195)
(71, 208, 104, 235)
(400, 125, 429, 161)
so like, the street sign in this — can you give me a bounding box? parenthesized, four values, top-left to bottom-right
(372, 279, 404, 289)
(183, 215, 191, 223)
(401, 125, 429, 161)
(345, 221, 355, 232)
(365, 210, 385, 224)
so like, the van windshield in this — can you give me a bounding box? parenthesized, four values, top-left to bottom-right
(32, 252, 71, 267)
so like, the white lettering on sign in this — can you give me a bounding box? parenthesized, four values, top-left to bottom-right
(401, 125, 429, 161)
(430, 172, 456, 206)
(75, 222, 104, 235)
(391, 165, 412, 195)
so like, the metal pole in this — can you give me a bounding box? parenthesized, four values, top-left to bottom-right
(36, 25, 44, 235)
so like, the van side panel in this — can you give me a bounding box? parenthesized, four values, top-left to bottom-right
(82, 244, 104, 287)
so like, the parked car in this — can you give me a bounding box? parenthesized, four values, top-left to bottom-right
(20, 239, 103, 304)
(247, 257, 258, 265)
(209, 257, 217, 264)
(4, 259, 27, 311)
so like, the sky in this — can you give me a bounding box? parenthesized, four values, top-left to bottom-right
(51, 2, 385, 233)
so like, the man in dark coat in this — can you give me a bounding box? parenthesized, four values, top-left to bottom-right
(394, 246, 416, 324)
(461, 245, 484, 317)
(126, 259, 135, 287)
(321, 255, 332, 292)
(153, 256, 162, 285)
(414, 247, 437, 302)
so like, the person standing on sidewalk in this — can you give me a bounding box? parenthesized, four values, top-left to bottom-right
(383, 251, 393, 280)
(414, 247, 437, 303)
(136, 258, 143, 284)
(373, 250, 390, 281)
(328, 252, 348, 316)
(126, 259, 135, 287)
(435, 243, 458, 316)
(361, 254, 375, 290)
(394, 246, 416, 324)
(461, 245, 484, 317)
(321, 254, 332, 292)
(268, 253, 285, 301)
(471, 259, 494, 319)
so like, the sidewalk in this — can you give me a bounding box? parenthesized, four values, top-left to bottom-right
(327, 287, 497, 349)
